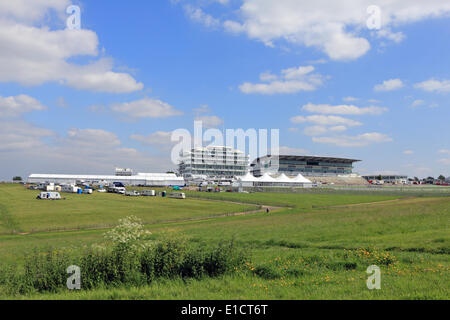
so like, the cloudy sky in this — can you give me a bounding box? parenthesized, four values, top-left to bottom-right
(0, 0, 449, 180)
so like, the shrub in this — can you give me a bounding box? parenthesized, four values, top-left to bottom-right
(0, 216, 248, 293)
(202, 240, 246, 277)
(253, 265, 282, 279)
(23, 248, 72, 293)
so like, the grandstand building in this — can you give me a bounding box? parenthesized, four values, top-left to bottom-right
(250, 155, 360, 177)
(250, 155, 367, 185)
(178, 146, 249, 181)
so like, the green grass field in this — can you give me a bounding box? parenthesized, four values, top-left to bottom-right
(0, 184, 448, 299)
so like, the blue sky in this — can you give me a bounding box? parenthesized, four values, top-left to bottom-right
(0, 0, 449, 179)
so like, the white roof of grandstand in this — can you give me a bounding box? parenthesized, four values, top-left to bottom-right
(292, 174, 312, 183)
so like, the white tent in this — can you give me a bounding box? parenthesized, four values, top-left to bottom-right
(292, 174, 312, 183)
(259, 173, 277, 182)
(239, 172, 260, 182)
(275, 173, 293, 183)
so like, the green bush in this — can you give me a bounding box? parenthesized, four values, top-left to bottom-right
(0, 216, 248, 293)
(253, 265, 282, 279)
(23, 248, 72, 293)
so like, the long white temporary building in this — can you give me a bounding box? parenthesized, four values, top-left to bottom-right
(28, 172, 185, 187)
(236, 172, 312, 188)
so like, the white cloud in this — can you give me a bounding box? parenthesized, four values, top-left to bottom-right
(414, 79, 450, 93)
(0, 123, 174, 179)
(302, 126, 328, 137)
(301, 103, 388, 115)
(0, 0, 70, 23)
(279, 146, 308, 155)
(312, 132, 393, 147)
(65, 128, 121, 149)
(403, 150, 414, 155)
(376, 28, 405, 43)
(111, 98, 183, 119)
(239, 65, 325, 94)
(193, 104, 211, 115)
(220, 0, 450, 60)
(0, 120, 54, 151)
(131, 131, 173, 146)
(0, 94, 46, 118)
(439, 149, 450, 155)
(343, 96, 359, 102)
(411, 99, 425, 107)
(329, 125, 347, 132)
(302, 124, 348, 137)
(374, 79, 404, 92)
(437, 158, 450, 166)
(130, 131, 175, 152)
(281, 66, 315, 80)
(0, 2, 143, 93)
(290, 115, 362, 127)
(184, 4, 220, 28)
(195, 115, 224, 128)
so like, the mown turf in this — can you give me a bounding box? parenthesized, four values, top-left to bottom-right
(0, 184, 448, 299)
(0, 184, 257, 234)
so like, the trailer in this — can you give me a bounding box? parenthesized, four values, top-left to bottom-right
(61, 184, 80, 193)
(37, 192, 62, 200)
(168, 192, 186, 199)
(125, 190, 140, 197)
(141, 190, 156, 196)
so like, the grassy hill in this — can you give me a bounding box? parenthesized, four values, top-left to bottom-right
(0, 184, 448, 299)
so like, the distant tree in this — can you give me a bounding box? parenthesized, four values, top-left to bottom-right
(438, 175, 445, 181)
(12, 176, 22, 181)
(414, 177, 419, 182)
(426, 176, 434, 181)
(166, 171, 175, 174)
(377, 175, 383, 181)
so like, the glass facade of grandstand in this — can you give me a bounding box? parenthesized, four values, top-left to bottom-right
(178, 146, 249, 180)
(251, 155, 360, 177)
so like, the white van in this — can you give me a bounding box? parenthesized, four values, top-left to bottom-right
(37, 192, 62, 200)
(168, 192, 186, 199)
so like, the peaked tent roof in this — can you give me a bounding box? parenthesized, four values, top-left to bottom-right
(239, 172, 260, 182)
(275, 173, 293, 183)
(259, 173, 277, 182)
(292, 174, 312, 183)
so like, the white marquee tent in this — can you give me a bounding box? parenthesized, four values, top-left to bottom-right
(237, 172, 312, 188)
